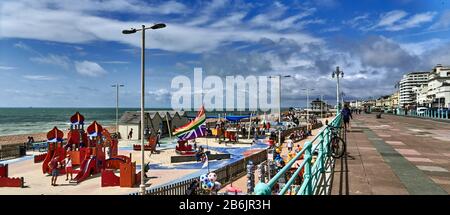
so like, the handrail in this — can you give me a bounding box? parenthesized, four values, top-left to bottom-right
(255, 113, 342, 195)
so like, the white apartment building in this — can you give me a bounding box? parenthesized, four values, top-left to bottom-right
(425, 64, 450, 108)
(399, 72, 429, 108)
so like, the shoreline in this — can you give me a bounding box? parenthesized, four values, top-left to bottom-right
(0, 126, 117, 146)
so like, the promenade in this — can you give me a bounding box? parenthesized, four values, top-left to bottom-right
(332, 114, 450, 195)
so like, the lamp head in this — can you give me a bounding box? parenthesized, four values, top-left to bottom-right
(122, 28, 137, 34)
(151, 23, 166, 29)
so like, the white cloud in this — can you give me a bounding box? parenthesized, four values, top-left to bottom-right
(148, 89, 171, 101)
(0, 0, 321, 53)
(30, 54, 71, 70)
(0, 66, 16, 70)
(23, 75, 57, 81)
(430, 10, 450, 30)
(372, 10, 436, 31)
(377, 10, 408, 27)
(74, 61, 107, 77)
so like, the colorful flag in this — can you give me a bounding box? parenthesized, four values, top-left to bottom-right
(173, 106, 206, 141)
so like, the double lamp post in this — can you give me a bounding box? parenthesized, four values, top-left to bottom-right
(122, 23, 166, 195)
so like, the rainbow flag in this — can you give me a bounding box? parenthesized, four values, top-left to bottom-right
(173, 106, 206, 141)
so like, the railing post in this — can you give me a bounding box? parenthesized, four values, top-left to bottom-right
(303, 141, 312, 195)
(247, 161, 255, 194)
(258, 164, 265, 183)
(319, 133, 325, 173)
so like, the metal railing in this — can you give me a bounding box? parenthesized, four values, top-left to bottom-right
(254, 113, 342, 195)
(130, 149, 268, 195)
(413, 109, 448, 119)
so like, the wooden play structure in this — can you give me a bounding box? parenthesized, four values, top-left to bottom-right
(39, 112, 119, 184)
(133, 135, 157, 153)
(0, 164, 24, 188)
(101, 154, 142, 187)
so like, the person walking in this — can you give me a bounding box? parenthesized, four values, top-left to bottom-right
(48, 156, 60, 186)
(128, 128, 133, 139)
(287, 137, 293, 152)
(341, 104, 353, 132)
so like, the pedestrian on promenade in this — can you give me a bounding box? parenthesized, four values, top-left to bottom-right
(157, 128, 162, 147)
(48, 155, 60, 186)
(287, 138, 293, 152)
(128, 128, 133, 139)
(341, 104, 353, 132)
(64, 154, 73, 181)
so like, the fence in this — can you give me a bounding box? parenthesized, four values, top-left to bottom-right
(397, 109, 449, 120)
(254, 113, 342, 195)
(0, 143, 26, 160)
(131, 149, 268, 195)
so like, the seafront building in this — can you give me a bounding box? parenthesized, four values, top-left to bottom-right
(417, 64, 450, 108)
(399, 71, 429, 109)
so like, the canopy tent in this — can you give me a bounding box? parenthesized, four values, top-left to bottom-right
(225, 115, 251, 122)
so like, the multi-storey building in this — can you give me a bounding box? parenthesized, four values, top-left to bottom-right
(399, 71, 429, 109)
(425, 64, 450, 108)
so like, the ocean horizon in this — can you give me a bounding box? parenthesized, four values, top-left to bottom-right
(0, 107, 295, 136)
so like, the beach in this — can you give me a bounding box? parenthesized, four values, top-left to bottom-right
(0, 126, 116, 146)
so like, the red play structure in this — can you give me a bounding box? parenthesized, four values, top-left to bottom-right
(0, 164, 24, 188)
(101, 154, 142, 187)
(133, 136, 157, 153)
(175, 140, 195, 155)
(41, 112, 119, 184)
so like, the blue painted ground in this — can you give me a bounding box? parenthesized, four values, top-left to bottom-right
(132, 138, 269, 194)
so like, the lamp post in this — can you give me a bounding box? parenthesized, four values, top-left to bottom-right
(268, 75, 292, 123)
(111, 84, 124, 136)
(301, 88, 315, 127)
(122, 23, 166, 195)
(332, 66, 344, 113)
(320, 94, 324, 119)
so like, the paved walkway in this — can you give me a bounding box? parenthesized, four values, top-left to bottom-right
(331, 114, 450, 195)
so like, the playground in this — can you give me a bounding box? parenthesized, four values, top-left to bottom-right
(0, 110, 278, 195)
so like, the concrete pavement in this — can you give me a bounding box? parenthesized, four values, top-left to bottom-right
(331, 113, 450, 195)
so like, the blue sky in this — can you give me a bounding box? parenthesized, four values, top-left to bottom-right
(1, 0, 450, 108)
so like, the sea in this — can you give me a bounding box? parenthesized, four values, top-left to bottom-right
(0, 108, 286, 136)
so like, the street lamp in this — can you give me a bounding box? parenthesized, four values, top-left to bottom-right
(111, 84, 124, 137)
(122, 23, 166, 195)
(268, 75, 292, 123)
(301, 88, 315, 128)
(332, 66, 344, 113)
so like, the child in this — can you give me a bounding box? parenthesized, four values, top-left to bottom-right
(64, 154, 73, 181)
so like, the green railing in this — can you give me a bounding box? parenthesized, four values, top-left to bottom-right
(397, 109, 449, 120)
(255, 113, 343, 195)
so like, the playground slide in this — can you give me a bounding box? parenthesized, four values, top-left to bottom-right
(42, 150, 54, 174)
(73, 157, 96, 183)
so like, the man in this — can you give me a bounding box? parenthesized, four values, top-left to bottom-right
(341, 104, 353, 132)
(48, 155, 60, 186)
(157, 128, 162, 147)
(128, 128, 133, 139)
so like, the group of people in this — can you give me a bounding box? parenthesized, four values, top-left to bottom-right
(48, 154, 73, 186)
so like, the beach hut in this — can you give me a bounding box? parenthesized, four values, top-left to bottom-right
(118, 112, 142, 140)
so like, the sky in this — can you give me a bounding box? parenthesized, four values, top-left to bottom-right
(1, 0, 450, 108)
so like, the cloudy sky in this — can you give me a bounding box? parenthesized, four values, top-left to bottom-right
(1, 0, 450, 108)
